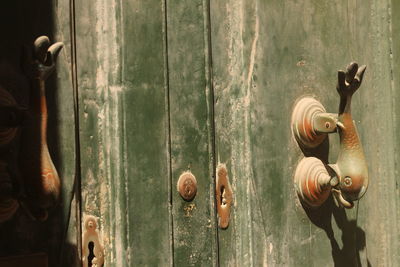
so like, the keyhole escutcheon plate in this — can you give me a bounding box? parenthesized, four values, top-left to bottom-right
(216, 164, 233, 229)
(82, 216, 105, 267)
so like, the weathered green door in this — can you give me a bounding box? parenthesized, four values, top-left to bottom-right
(211, 1, 400, 266)
(1, 0, 400, 266)
(76, 0, 400, 266)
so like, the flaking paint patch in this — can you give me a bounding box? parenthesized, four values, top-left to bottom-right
(104, 88, 125, 266)
(223, 1, 260, 266)
(245, 10, 259, 108)
(90, 0, 124, 266)
(95, 0, 120, 91)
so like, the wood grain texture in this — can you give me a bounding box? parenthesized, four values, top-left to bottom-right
(166, 0, 218, 266)
(3, 1, 396, 266)
(75, 0, 172, 266)
(389, 0, 400, 265)
(211, 0, 400, 266)
(122, 0, 172, 265)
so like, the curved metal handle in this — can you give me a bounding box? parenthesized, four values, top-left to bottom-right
(329, 62, 368, 207)
(19, 36, 63, 221)
(292, 62, 368, 209)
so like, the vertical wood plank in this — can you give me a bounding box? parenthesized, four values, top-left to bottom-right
(390, 1, 400, 264)
(166, 0, 218, 266)
(122, 0, 172, 265)
(53, 1, 81, 265)
(75, 0, 172, 265)
(361, 0, 400, 265)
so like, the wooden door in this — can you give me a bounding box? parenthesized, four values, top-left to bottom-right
(211, 1, 400, 266)
(75, 0, 218, 266)
(1, 1, 399, 267)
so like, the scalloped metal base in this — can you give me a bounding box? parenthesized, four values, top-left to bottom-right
(294, 157, 331, 207)
(291, 97, 327, 148)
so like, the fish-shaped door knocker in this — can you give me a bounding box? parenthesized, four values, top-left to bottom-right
(292, 62, 368, 209)
(19, 36, 63, 221)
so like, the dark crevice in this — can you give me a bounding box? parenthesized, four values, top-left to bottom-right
(204, 0, 220, 265)
(68, 0, 83, 264)
(59, 0, 82, 266)
(162, 0, 175, 265)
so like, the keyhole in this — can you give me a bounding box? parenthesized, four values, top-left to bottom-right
(88, 241, 95, 267)
(220, 186, 226, 206)
(325, 122, 330, 129)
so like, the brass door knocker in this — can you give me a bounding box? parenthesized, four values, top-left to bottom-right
(292, 62, 368, 209)
(18, 36, 64, 221)
(0, 36, 63, 222)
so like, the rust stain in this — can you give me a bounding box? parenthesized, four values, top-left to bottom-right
(297, 60, 306, 66)
(183, 203, 196, 217)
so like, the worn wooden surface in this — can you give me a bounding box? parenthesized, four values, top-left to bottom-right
(167, 0, 218, 266)
(2, 1, 399, 266)
(75, 0, 173, 266)
(72, 0, 400, 265)
(211, 0, 400, 266)
(75, 0, 219, 265)
(390, 1, 400, 264)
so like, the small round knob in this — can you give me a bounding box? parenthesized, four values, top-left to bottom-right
(177, 172, 197, 201)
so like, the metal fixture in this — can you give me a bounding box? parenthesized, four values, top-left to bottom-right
(216, 164, 233, 229)
(292, 62, 368, 208)
(177, 171, 197, 201)
(291, 97, 338, 148)
(0, 36, 63, 223)
(82, 216, 105, 267)
(18, 36, 64, 221)
(294, 157, 335, 207)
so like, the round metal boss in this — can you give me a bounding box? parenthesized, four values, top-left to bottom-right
(177, 172, 197, 201)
